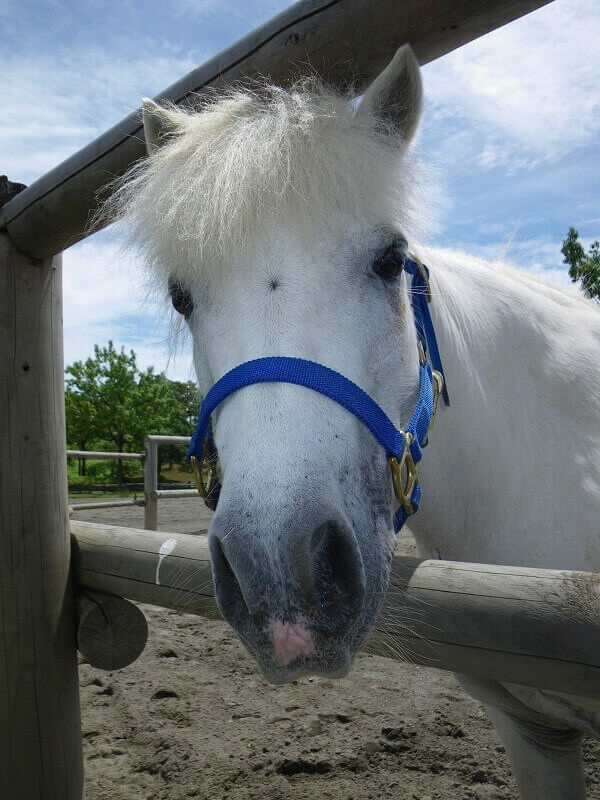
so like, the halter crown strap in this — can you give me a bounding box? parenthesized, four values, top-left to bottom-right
(187, 255, 448, 533)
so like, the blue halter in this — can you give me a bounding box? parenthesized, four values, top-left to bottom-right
(187, 256, 448, 533)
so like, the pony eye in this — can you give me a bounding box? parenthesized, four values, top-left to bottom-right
(373, 243, 406, 280)
(168, 278, 194, 317)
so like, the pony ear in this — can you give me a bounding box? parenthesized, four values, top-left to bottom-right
(357, 45, 423, 145)
(142, 98, 182, 154)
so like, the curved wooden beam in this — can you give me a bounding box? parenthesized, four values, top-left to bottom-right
(1, 0, 552, 259)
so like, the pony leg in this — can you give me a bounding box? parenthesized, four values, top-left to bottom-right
(485, 704, 585, 800)
(455, 676, 586, 800)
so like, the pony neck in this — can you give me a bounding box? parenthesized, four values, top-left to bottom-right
(406, 247, 599, 570)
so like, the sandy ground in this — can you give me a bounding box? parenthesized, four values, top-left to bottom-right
(72, 499, 600, 800)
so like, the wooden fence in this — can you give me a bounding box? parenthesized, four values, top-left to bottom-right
(66, 435, 198, 525)
(1, 2, 581, 798)
(72, 521, 600, 700)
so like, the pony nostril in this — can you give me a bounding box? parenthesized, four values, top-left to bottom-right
(310, 519, 366, 632)
(209, 535, 260, 625)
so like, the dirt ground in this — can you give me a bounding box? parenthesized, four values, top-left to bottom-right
(72, 499, 600, 800)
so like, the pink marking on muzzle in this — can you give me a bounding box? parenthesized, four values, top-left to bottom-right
(271, 620, 315, 667)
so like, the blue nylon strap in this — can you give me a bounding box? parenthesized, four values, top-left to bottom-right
(188, 357, 408, 464)
(404, 258, 450, 406)
(187, 255, 448, 534)
(394, 484, 421, 532)
(407, 362, 434, 463)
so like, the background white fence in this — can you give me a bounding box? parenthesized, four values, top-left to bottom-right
(143, 434, 197, 529)
(67, 435, 197, 529)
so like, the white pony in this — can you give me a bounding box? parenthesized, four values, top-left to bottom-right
(108, 47, 600, 799)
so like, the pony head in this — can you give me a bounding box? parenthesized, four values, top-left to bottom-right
(114, 46, 425, 682)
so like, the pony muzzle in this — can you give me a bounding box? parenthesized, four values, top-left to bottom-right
(208, 514, 367, 678)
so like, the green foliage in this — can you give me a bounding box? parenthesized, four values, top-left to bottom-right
(561, 227, 600, 300)
(67, 458, 143, 483)
(65, 341, 200, 483)
(157, 380, 201, 468)
(67, 459, 111, 483)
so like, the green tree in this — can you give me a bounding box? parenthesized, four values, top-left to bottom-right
(65, 389, 97, 475)
(561, 227, 600, 300)
(65, 342, 199, 485)
(157, 380, 201, 470)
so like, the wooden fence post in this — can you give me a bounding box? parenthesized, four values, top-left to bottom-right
(0, 232, 83, 798)
(144, 436, 158, 530)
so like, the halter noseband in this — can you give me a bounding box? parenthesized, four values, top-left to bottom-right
(187, 255, 448, 534)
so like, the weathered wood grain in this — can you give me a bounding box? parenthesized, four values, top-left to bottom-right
(0, 233, 83, 799)
(0, 0, 552, 259)
(70, 498, 146, 511)
(77, 590, 148, 670)
(71, 521, 600, 700)
(146, 435, 191, 445)
(151, 489, 199, 500)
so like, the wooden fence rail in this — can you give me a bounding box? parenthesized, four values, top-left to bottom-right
(66, 437, 195, 524)
(67, 449, 145, 460)
(71, 520, 600, 700)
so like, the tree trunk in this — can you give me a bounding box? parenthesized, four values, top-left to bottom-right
(116, 437, 124, 489)
(78, 440, 86, 476)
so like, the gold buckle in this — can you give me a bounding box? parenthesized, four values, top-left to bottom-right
(429, 370, 445, 430)
(389, 433, 418, 515)
(411, 255, 432, 303)
(190, 441, 221, 510)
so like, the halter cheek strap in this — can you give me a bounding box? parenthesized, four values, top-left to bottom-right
(187, 256, 448, 534)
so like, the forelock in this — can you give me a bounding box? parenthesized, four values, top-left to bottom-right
(101, 80, 426, 289)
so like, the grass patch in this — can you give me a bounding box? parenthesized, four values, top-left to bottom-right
(69, 490, 143, 500)
(67, 462, 194, 499)
(161, 465, 194, 483)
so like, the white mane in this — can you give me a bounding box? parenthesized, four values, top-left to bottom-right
(103, 82, 427, 288)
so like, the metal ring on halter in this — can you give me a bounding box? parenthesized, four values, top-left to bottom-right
(190, 441, 221, 511)
(389, 432, 418, 515)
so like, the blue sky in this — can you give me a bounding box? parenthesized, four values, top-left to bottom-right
(2, 0, 599, 380)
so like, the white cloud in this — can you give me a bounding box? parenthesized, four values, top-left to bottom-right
(172, 0, 236, 12)
(62, 235, 195, 381)
(0, 44, 201, 183)
(171, 0, 287, 18)
(423, 0, 600, 170)
(477, 221, 509, 237)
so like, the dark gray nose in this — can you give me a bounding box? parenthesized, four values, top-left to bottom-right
(209, 515, 366, 640)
